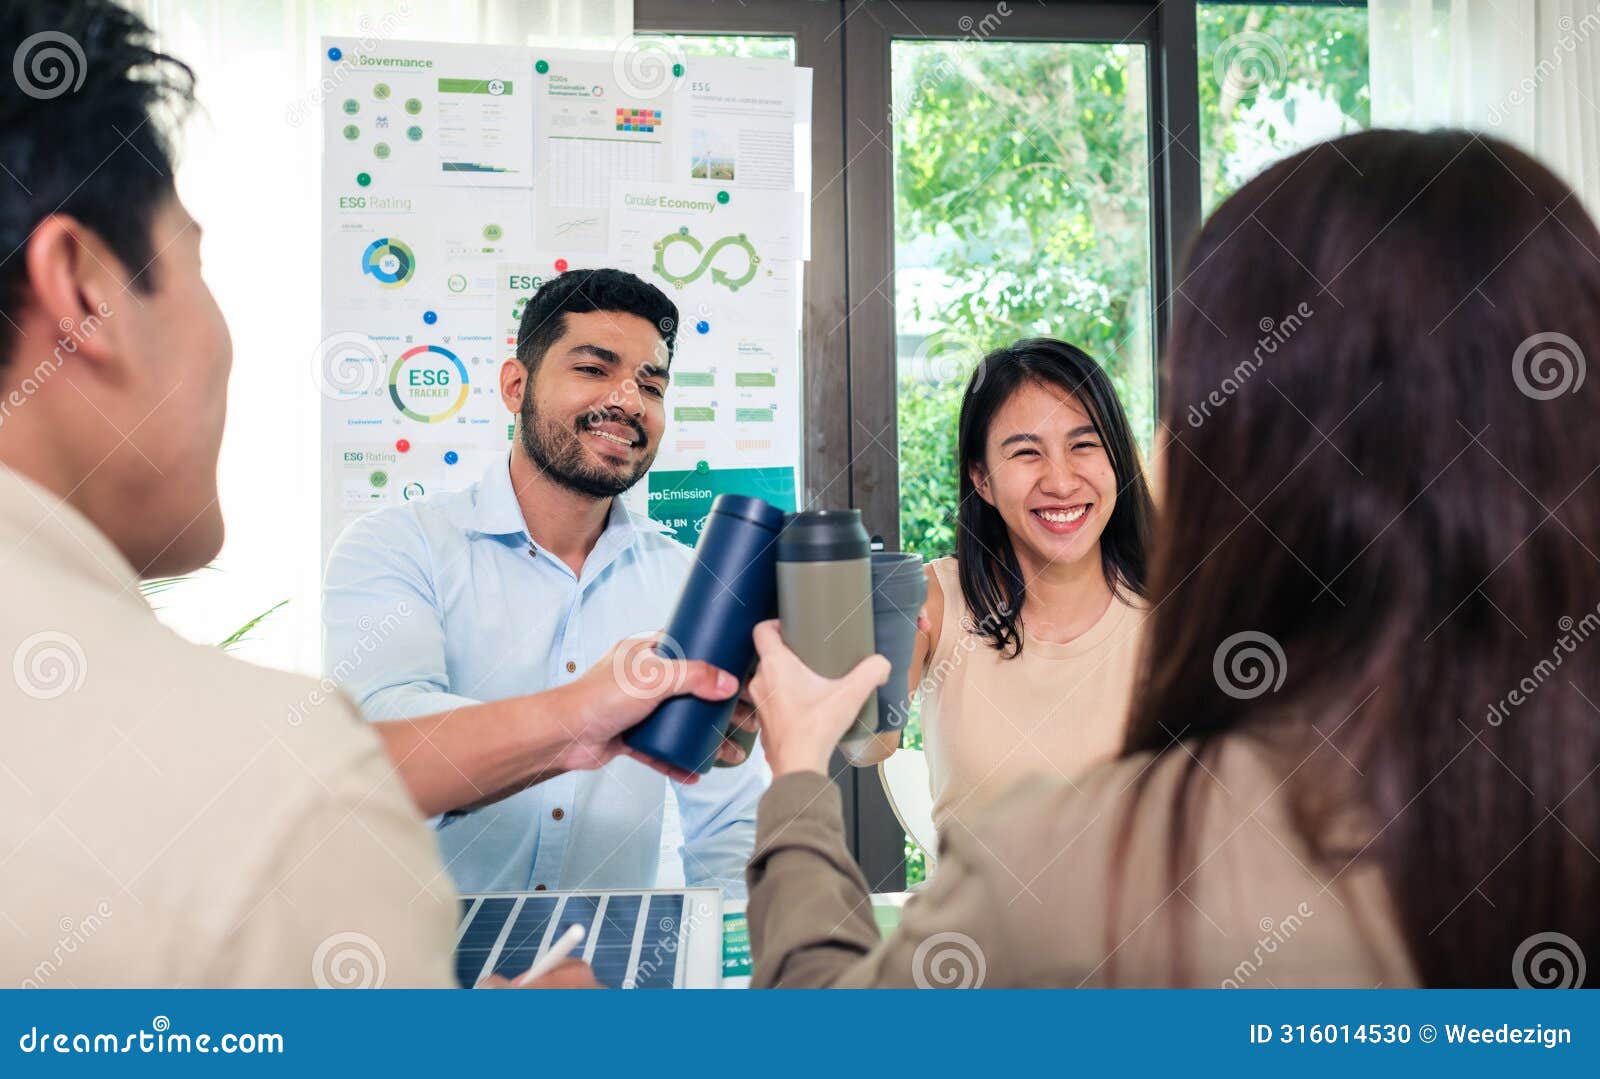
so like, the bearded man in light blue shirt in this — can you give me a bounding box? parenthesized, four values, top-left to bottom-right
(323, 268, 768, 897)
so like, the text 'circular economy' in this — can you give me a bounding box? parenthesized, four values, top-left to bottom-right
(389, 344, 469, 423)
(362, 236, 416, 287)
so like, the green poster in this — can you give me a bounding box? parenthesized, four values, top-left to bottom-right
(721, 912, 752, 979)
(647, 465, 797, 546)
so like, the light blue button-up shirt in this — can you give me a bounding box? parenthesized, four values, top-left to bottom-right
(321, 453, 768, 896)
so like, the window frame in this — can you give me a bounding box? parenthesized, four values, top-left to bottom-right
(636, 0, 1207, 888)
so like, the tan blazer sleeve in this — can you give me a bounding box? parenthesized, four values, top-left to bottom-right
(747, 751, 1264, 988)
(748, 737, 1417, 989)
(747, 771, 1038, 988)
(204, 721, 460, 989)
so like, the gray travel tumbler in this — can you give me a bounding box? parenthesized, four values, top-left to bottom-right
(867, 552, 927, 734)
(776, 510, 879, 756)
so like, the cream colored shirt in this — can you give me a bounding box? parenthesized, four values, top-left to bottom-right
(920, 557, 1146, 830)
(0, 465, 457, 987)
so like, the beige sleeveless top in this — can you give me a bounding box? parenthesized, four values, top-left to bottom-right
(920, 556, 1146, 830)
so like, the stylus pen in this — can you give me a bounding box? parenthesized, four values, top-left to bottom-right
(513, 923, 587, 986)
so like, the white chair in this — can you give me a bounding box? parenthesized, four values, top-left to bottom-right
(878, 748, 938, 877)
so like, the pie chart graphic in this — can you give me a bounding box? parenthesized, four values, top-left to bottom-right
(362, 236, 416, 287)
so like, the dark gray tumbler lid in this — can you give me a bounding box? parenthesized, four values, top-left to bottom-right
(871, 552, 927, 613)
(777, 509, 870, 562)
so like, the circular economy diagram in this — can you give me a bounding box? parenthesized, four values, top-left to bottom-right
(653, 228, 760, 292)
(389, 344, 469, 424)
(362, 236, 416, 287)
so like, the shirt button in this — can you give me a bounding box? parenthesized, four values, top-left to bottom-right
(552, 807, 565, 821)
(533, 884, 547, 891)
(565, 660, 576, 673)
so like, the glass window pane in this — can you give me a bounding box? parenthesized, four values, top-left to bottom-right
(1199, 2, 1371, 215)
(890, 39, 1155, 883)
(643, 34, 796, 61)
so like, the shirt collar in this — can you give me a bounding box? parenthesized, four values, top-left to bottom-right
(470, 452, 531, 537)
(469, 451, 674, 546)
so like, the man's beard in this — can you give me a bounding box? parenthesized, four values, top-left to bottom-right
(519, 389, 654, 499)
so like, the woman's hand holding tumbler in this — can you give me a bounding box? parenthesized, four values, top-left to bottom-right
(747, 619, 890, 777)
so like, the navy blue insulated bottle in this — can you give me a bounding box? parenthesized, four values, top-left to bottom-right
(622, 494, 785, 773)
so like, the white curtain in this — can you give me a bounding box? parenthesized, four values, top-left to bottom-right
(1370, 0, 1600, 210)
(124, 1, 631, 674)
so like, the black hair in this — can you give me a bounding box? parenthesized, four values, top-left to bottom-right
(954, 337, 1154, 657)
(515, 268, 679, 373)
(0, 0, 196, 363)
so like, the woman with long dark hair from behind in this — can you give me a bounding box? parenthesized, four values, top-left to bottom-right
(864, 340, 1155, 836)
(740, 128, 1600, 986)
